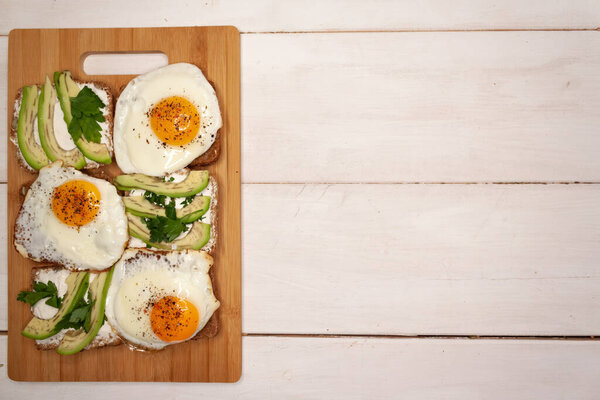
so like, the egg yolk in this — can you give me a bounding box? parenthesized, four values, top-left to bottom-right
(51, 180, 101, 227)
(150, 296, 200, 342)
(149, 96, 200, 146)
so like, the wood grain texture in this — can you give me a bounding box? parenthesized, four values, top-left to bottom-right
(0, 38, 6, 182)
(0, 185, 6, 331)
(241, 32, 600, 183)
(242, 184, 600, 335)
(2, 336, 600, 400)
(2, 0, 600, 33)
(3, 32, 600, 183)
(6, 27, 241, 382)
(3, 183, 600, 335)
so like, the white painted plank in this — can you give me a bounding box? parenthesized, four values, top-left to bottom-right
(242, 184, 600, 335)
(2, 0, 600, 34)
(242, 32, 600, 182)
(3, 33, 600, 183)
(3, 184, 600, 335)
(1, 336, 600, 399)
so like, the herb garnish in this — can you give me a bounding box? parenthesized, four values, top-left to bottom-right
(17, 281, 62, 308)
(143, 215, 189, 243)
(141, 190, 198, 244)
(144, 191, 167, 207)
(54, 296, 95, 333)
(68, 86, 105, 144)
(180, 195, 196, 208)
(18, 280, 96, 332)
(142, 197, 192, 243)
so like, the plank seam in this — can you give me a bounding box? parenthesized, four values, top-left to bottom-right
(242, 333, 600, 340)
(1, 28, 600, 38)
(3, 182, 600, 186)
(240, 28, 600, 34)
(0, 331, 598, 340)
(239, 182, 600, 185)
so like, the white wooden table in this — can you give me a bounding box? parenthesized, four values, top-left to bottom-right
(2, 1, 600, 398)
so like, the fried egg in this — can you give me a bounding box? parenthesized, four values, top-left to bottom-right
(104, 248, 220, 350)
(14, 161, 128, 270)
(113, 63, 222, 176)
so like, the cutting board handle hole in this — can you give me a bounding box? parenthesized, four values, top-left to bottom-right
(81, 52, 169, 75)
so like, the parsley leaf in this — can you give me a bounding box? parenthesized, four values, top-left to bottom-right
(144, 191, 167, 207)
(180, 195, 196, 208)
(67, 86, 105, 144)
(143, 191, 196, 210)
(141, 192, 196, 243)
(70, 86, 104, 112)
(17, 280, 62, 308)
(54, 297, 94, 333)
(69, 302, 91, 324)
(143, 194, 193, 243)
(143, 216, 188, 243)
(19, 280, 97, 333)
(164, 200, 177, 220)
(45, 294, 61, 308)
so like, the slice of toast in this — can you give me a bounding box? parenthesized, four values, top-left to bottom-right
(126, 175, 218, 254)
(10, 79, 114, 172)
(30, 266, 122, 351)
(28, 264, 219, 351)
(115, 78, 222, 169)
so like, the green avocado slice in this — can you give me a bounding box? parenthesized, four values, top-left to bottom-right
(17, 85, 49, 170)
(38, 76, 86, 169)
(54, 71, 112, 164)
(57, 267, 114, 355)
(123, 195, 210, 223)
(22, 272, 89, 340)
(127, 214, 211, 250)
(114, 171, 209, 197)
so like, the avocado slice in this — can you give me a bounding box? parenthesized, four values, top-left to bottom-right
(57, 267, 114, 355)
(128, 214, 211, 250)
(22, 272, 89, 340)
(123, 195, 210, 223)
(54, 71, 112, 164)
(17, 85, 49, 170)
(38, 76, 86, 169)
(114, 171, 209, 197)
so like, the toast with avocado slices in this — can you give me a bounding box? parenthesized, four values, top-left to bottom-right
(21, 266, 122, 352)
(10, 72, 115, 172)
(120, 174, 218, 254)
(18, 265, 219, 353)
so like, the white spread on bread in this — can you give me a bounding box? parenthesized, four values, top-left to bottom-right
(31, 268, 121, 349)
(127, 175, 217, 251)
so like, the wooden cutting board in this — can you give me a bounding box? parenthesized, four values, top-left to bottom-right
(6, 26, 241, 382)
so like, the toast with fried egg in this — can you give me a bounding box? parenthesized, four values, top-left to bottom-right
(28, 264, 219, 352)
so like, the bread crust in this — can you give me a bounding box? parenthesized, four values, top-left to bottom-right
(187, 131, 221, 167)
(10, 87, 37, 173)
(203, 176, 219, 255)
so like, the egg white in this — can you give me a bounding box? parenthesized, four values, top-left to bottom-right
(104, 248, 220, 350)
(14, 161, 129, 270)
(113, 63, 222, 176)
